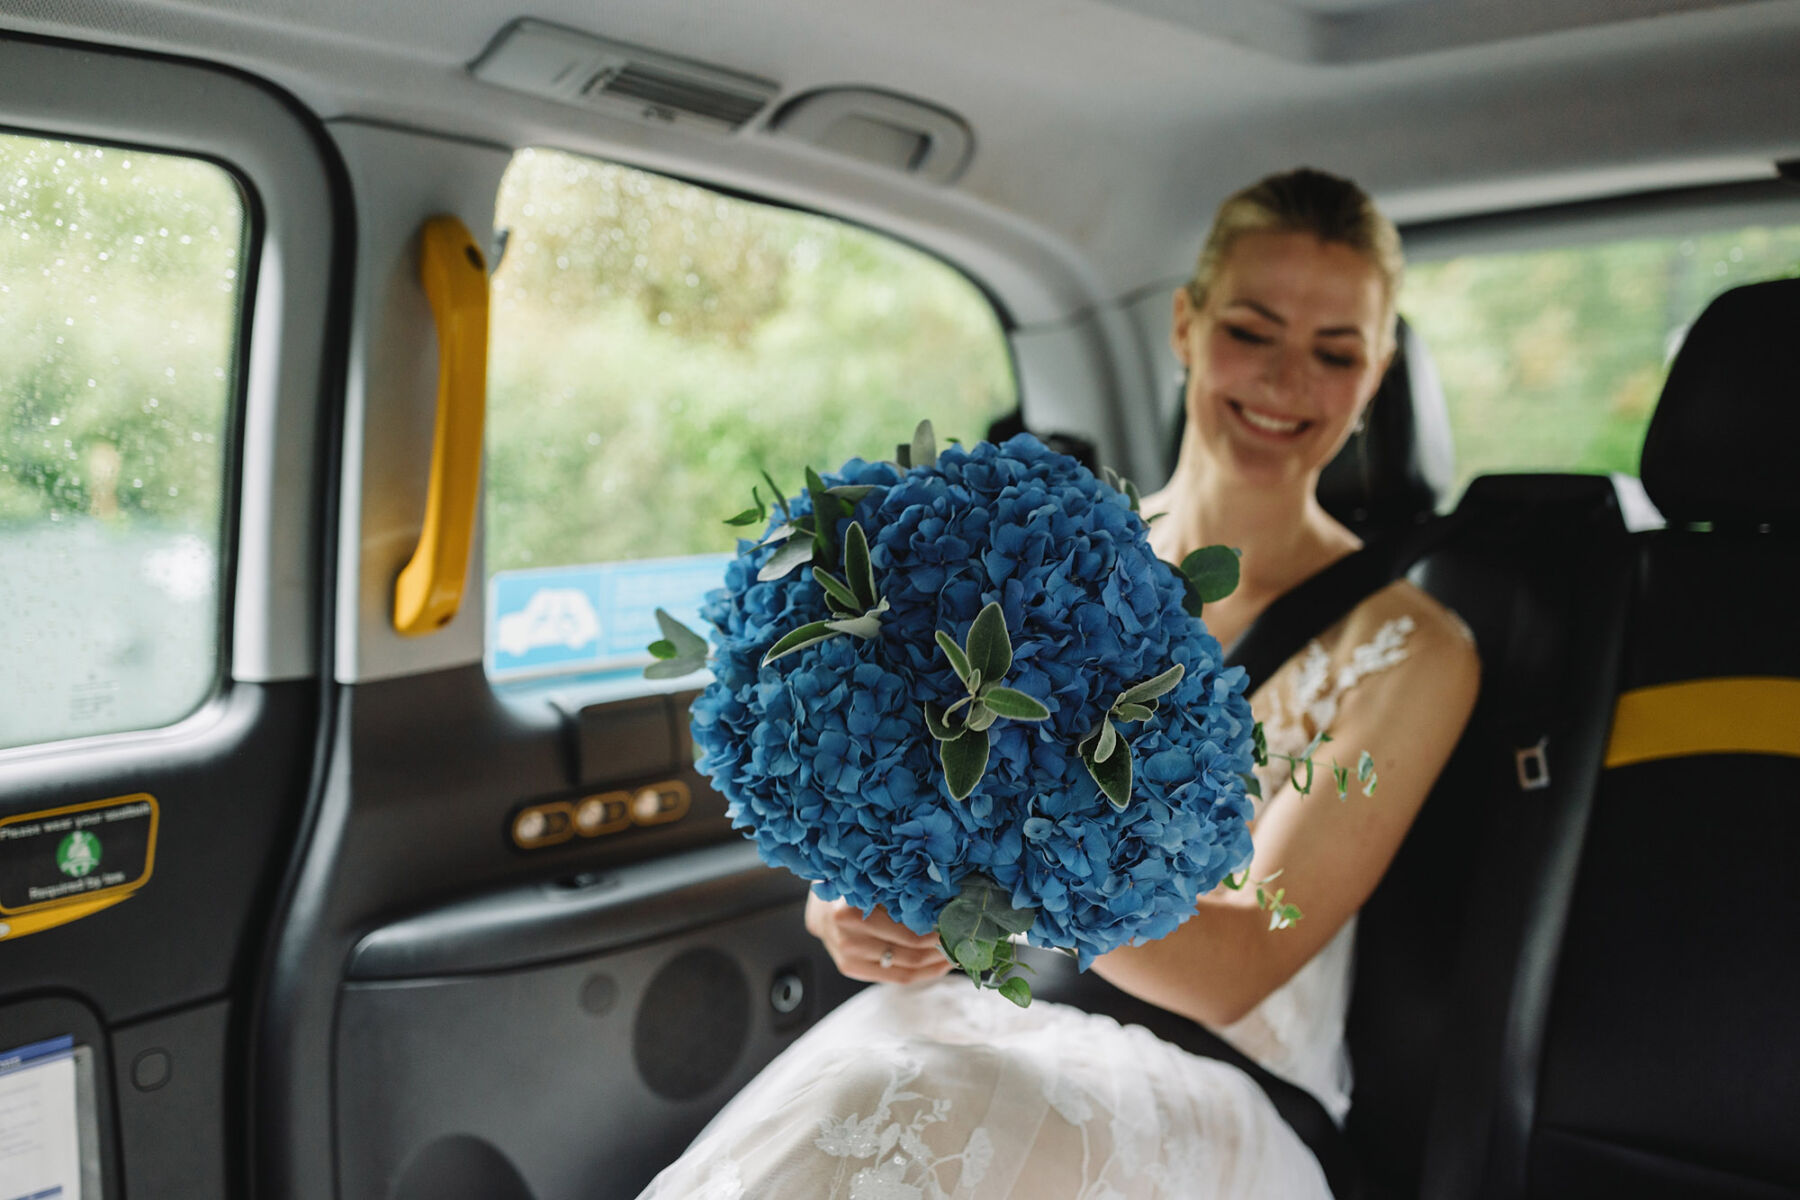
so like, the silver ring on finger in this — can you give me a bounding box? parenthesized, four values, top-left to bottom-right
(879, 948, 895, 969)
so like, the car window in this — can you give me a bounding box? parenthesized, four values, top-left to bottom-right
(483, 148, 1017, 684)
(1401, 220, 1800, 493)
(0, 132, 246, 751)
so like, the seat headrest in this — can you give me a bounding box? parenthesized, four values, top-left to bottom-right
(1640, 277, 1800, 526)
(1316, 317, 1458, 532)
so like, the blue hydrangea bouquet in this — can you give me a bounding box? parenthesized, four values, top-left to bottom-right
(650, 423, 1363, 1005)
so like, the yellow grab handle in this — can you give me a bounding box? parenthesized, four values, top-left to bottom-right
(394, 215, 489, 636)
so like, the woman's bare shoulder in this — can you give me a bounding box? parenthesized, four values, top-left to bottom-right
(1325, 579, 1479, 686)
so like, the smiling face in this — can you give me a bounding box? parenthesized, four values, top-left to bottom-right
(1173, 229, 1394, 491)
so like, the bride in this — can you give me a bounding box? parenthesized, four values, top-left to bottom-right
(637, 168, 1480, 1199)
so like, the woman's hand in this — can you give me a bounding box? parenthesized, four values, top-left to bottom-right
(805, 893, 953, 985)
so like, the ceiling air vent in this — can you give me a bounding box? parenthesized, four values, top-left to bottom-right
(471, 20, 778, 134)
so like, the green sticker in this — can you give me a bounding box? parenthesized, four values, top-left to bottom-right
(57, 831, 101, 878)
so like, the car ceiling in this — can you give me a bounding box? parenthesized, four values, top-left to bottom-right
(4, 0, 1799, 323)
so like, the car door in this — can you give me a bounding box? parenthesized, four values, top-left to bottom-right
(0, 33, 343, 1200)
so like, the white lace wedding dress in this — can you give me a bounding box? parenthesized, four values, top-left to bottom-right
(636, 617, 1415, 1200)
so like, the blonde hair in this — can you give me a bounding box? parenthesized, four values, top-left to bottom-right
(1185, 168, 1403, 340)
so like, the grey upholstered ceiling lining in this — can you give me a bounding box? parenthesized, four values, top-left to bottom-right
(3, 0, 1797, 323)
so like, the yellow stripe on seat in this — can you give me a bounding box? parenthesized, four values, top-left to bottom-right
(1605, 678, 1800, 768)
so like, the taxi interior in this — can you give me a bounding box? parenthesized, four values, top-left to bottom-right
(0, 1, 1796, 1198)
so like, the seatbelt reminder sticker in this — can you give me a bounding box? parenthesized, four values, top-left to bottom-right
(0, 793, 158, 914)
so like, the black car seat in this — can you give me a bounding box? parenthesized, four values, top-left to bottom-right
(1477, 276, 1800, 1199)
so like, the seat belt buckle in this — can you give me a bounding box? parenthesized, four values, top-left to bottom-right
(1515, 737, 1551, 791)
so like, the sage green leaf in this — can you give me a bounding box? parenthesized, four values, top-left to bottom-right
(1086, 733, 1133, 809)
(1332, 762, 1350, 798)
(981, 686, 1050, 720)
(825, 613, 883, 640)
(1241, 770, 1263, 800)
(954, 937, 995, 975)
(1093, 718, 1119, 764)
(1251, 721, 1269, 766)
(654, 608, 709, 659)
(1301, 729, 1333, 758)
(824, 599, 887, 640)
(1113, 701, 1156, 723)
(922, 702, 958, 741)
(1220, 869, 1247, 891)
(1357, 750, 1376, 783)
(895, 442, 912, 469)
(1290, 756, 1315, 795)
(1179, 544, 1242, 603)
(966, 668, 983, 695)
(911, 419, 937, 469)
(826, 484, 876, 503)
(644, 656, 706, 680)
(1123, 478, 1142, 512)
(761, 620, 840, 666)
(935, 629, 972, 684)
(940, 728, 991, 801)
(965, 601, 1012, 683)
(812, 567, 861, 615)
(998, 976, 1033, 1007)
(758, 521, 797, 546)
(844, 522, 876, 610)
(1181, 579, 1206, 618)
(757, 536, 816, 582)
(964, 701, 998, 732)
(1117, 662, 1185, 706)
(648, 639, 678, 660)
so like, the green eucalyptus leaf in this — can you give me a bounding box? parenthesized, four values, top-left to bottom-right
(1117, 663, 1185, 706)
(648, 639, 678, 660)
(1220, 869, 1247, 891)
(757, 536, 817, 582)
(761, 620, 840, 666)
(644, 657, 706, 680)
(895, 443, 912, 469)
(965, 601, 1013, 683)
(1113, 701, 1156, 723)
(954, 937, 995, 975)
(1358, 750, 1376, 783)
(1181, 578, 1207, 618)
(937, 898, 980, 948)
(922, 702, 958, 741)
(964, 701, 998, 732)
(935, 629, 973, 685)
(956, 876, 1036, 935)
(844, 522, 876, 610)
(1333, 762, 1351, 798)
(654, 608, 709, 659)
(1241, 770, 1263, 800)
(1290, 755, 1315, 795)
(1179, 544, 1242, 604)
(1252, 721, 1269, 766)
(997, 976, 1033, 1007)
(981, 686, 1050, 721)
(826, 485, 876, 503)
(940, 728, 991, 801)
(911, 419, 938, 470)
(1085, 733, 1133, 808)
(1101, 466, 1120, 490)
(1123, 478, 1142, 512)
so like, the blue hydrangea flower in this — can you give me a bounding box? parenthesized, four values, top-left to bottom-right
(689, 435, 1256, 965)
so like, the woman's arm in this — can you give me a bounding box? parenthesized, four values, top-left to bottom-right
(1090, 587, 1480, 1028)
